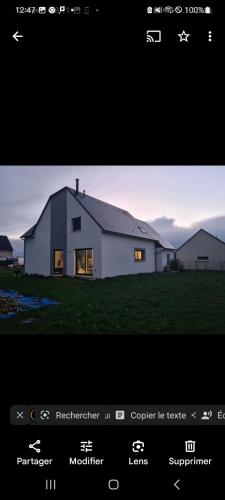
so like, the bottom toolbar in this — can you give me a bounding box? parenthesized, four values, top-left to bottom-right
(9, 424, 225, 497)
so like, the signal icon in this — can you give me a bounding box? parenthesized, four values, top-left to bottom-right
(147, 34, 154, 42)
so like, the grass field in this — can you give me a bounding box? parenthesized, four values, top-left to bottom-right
(1, 269, 225, 334)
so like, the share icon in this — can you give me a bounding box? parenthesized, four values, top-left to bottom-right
(29, 440, 41, 453)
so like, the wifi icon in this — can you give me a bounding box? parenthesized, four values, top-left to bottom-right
(163, 6, 174, 13)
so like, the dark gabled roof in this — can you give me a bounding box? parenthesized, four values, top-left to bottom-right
(176, 228, 225, 251)
(21, 186, 175, 249)
(68, 188, 175, 248)
(0, 235, 13, 251)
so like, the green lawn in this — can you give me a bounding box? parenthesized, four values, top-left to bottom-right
(1, 269, 225, 334)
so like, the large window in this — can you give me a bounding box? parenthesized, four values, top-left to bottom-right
(72, 217, 81, 231)
(134, 249, 145, 262)
(76, 249, 93, 276)
(54, 250, 64, 275)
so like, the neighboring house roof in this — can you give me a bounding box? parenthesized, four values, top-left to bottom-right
(0, 235, 13, 251)
(21, 187, 175, 250)
(176, 228, 225, 251)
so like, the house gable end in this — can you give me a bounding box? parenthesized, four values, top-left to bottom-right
(177, 228, 225, 252)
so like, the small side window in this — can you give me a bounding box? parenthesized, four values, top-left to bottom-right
(72, 217, 81, 231)
(134, 249, 145, 261)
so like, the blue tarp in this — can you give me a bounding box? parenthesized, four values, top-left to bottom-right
(0, 289, 60, 319)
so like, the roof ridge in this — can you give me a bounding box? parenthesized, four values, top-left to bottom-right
(68, 187, 132, 215)
(21, 186, 174, 249)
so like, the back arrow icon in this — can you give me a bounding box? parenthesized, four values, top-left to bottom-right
(191, 412, 197, 418)
(174, 479, 181, 490)
(13, 31, 23, 42)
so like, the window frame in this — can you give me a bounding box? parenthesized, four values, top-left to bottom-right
(72, 216, 81, 231)
(134, 248, 146, 262)
(75, 248, 93, 276)
(53, 249, 64, 275)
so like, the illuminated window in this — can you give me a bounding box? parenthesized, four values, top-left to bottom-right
(54, 250, 64, 275)
(76, 249, 93, 276)
(134, 249, 145, 262)
(72, 217, 81, 231)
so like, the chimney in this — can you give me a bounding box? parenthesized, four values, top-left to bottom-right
(75, 178, 79, 195)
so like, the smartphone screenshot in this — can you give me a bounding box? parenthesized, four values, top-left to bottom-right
(1, 1, 224, 498)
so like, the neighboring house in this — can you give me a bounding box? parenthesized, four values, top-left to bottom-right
(0, 235, 13, 258)
(21, 182, 175, 278)
(176, 229, 225, 270)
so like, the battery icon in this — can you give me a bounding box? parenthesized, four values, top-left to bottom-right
(205, 7, 212, 14)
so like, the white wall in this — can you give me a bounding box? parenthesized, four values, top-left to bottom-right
(101, 233, 156, 278)
(176, 230, 225, 270)
(24, 202, 51, 275)
(156, 249, 175, 272)
(66, 191, 102, 278)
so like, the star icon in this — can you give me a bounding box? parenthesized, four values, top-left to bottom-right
(178, 30, 190, 42)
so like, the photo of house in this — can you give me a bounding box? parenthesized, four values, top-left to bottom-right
(1, 165, 225, 334)
(176, 229, 225, 270)
(21, 180, 175, 278)
(0, 235, 13, 258)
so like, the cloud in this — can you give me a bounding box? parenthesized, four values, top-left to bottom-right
(149, 215, 225, 248)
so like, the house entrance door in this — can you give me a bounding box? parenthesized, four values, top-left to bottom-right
(54, 250, 64, 275)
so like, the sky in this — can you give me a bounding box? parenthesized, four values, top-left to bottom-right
(1, 165, 225, 255)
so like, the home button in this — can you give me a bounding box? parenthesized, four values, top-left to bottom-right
(108, 479, 119, 490)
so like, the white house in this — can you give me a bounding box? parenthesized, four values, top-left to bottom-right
(176, 229, 225, 270)
(21, 181, 175, 278)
